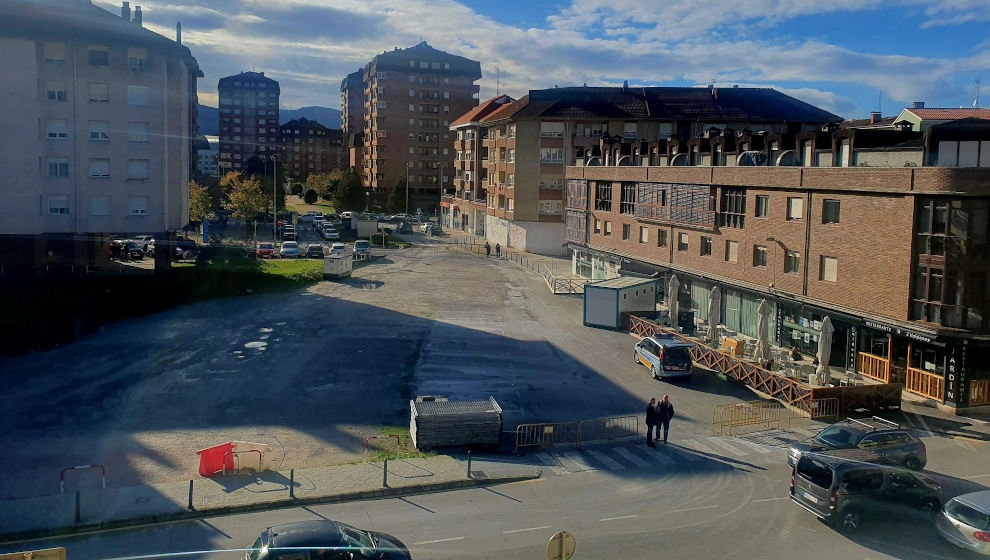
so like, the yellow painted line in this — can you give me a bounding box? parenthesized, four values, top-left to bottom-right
(951, 436, 990, 444)
(504, 478, 546, 486)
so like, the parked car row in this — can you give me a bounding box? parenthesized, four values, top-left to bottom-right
(111, 237, 198, 261)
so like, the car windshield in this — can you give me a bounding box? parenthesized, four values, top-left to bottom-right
(815, 426, 861, 447)
(945, 500, 990, 530)
(355, 242, 369, 248)
(340, 526, 374, 551)
(283, 242, 297, 248)
(259, 243, 273, 249)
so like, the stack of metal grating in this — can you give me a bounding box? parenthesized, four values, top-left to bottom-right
(409, 396, 503, 451)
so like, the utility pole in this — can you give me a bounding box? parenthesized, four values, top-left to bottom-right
(405, 161, 412, 215)
(271, 154, 278, 241)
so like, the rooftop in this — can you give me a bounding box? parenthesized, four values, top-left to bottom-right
(451, 95, 514, 127)
(905, 107, 990, 120)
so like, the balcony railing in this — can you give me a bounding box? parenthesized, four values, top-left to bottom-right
(856, 352, 891, 383)
(540, 131, 564, 138)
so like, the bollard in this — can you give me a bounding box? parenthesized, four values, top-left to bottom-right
(289, 469, 295, 498)
(382, 458, 389, 488)
(187, 480, 195, 510)
(467, 451, 472, 479)
(74, 491, 81, 524)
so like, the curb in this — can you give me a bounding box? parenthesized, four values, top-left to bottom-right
(0, 473, 539, 545)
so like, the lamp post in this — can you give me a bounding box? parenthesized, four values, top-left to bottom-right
(271, 154, 278, 241)
(405, 161, 412, 215)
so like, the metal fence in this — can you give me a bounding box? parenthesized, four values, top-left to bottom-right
(514, 415, 641, 453)
(577, 416, 639, 446)
(515, 422, 580, 453)
(712, 400, 790, 435)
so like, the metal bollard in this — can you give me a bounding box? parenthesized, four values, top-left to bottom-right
(187, 480, 194, 510)
(74, 491, 81, 524)
(467, 451, 472, 479)
(289, 469, 295, 498)
(382, 458, 389, 488)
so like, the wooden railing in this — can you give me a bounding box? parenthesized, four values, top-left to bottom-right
(905, 367, 944, 401)
(857, 352, 891, 383)
(971, 380, 990, 407)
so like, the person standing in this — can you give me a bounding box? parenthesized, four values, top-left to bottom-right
(645, 398, 658, 447)
(657, 395, 674, 443)
(485, 241, 491, 257)
(495, 243, 501, 258)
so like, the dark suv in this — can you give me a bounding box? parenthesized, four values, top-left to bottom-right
(788, 417, 927, 471)
(246, 520, 410, 560)
(790, 452, 942, 532)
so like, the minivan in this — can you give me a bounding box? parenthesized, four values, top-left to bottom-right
(634, 335, 694, 379)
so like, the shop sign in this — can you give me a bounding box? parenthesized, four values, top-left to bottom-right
(945, 343, 969, 406)
(846, 327, 858, 373)
(862, 320, 935, 344)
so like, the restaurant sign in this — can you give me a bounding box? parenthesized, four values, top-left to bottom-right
(862, 320, 935, 344)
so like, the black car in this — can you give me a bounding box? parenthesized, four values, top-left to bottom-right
(305, 244, 325, 258)
(246, 520, 410, 560)
(123, 241, 143, 260)
(790, 452, 942, 532)
(175, 238, 198, 260)
(788, 416, 927, 470)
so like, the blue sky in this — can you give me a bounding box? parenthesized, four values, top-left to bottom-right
(95, 0, 989, 119)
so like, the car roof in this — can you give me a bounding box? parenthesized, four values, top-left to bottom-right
(645, 335, 693, 348)
(953, 490, 990, 511)
(282, 241, 297, 245)
(800, 448, 890, 469)
(271, 520, 343, 547)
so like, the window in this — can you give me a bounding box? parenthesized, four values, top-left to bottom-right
(127, 159, 149, 179)
(540, 122, 565, 137)
(604, 221, 612, 236)
(88, 46, 109, 66)
(820, 256, 837, 282)
(128, 122, 149, 142)
(408, 74, 416, 82)
(377, 71, 386, 79)
(46, 120, 68, 139)
(595, 183, 612, 211)
(822, 199, 840, 224)
(639, 226, 649, 244)
(623, 122, 637, 138)
(444, 63, 450, 70)
(594, 219, 602, 234)
(755, 195, 769, 218)
(701, 236, 712, 256)
(48, 195, 69, 215)
(45, 81, 67, 102)
(719, 188, 746, 228)
(785, 250, 801, 274)
(753, 245, 767, 267)
(620, 183, 636, 214)
(538, 201, 562, 215)
(89, 121, 109, 141)
(420, 61, 428, 69)
(89, 158, 110, 178)
(129, 196, 149, 215)
(725, 240, 738, 263)
(127, 85, 148, 106)
(47, 158, 69, 177)
(88, 82, 109, 103)
(677, 232, 689, 251)
(376, 101, 387, 109)
(657, 229, 667, 247)
(431, 62, 440, 69)
(89, 195, 110, 216)
(622, 224, 631, 240)
(786, 197, 803, 221)
(43, 42, 66, 63)
(127, 47, 148, 71)
(443, 105, 449, 113)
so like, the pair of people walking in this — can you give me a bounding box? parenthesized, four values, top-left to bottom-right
(645, 395, 674, 447)
(483, 242, 501, 258)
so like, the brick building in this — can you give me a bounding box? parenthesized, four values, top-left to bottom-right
(565, 116, 990, 413)
(278, 117, 343, 182)
(217, 71, 279, 173)
(355, 42, 481, 213)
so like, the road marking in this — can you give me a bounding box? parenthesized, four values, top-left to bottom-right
(752, 497, 788, 503)
(505, 478, 545, 486)
(599, 514, 639, 522)
(503, 525, 552, 534)
(559, 451, 597, 472)
(681, 438, 719, 455)
(535, 452, 557, 466)
(706, 436, 751, 456)
(670, 504, 720, 513)
(734, 438, 775, 454)
(644, 446, 676, 465)
(613, 447, 650, 467)
(413, 536, 465, 546)
(587, 449, 626, 470)
(963, 473, 990, 479)
(791, 428, 818, 437)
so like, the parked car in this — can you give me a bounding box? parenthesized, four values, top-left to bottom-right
(321, 226, 340, 241)
(790, 452, 941, 532)
(395, 221, 413, 234)
(175, 238, 198, 260)
(329, 243, 349, 255)
(256, 242, 275, 258)
(122, 240, 144, 260)
(282, 229, 297, 242)
(279, 241, 300, 258)
(787, 417, 926, 470)
(313, 216, 326, 230)
(245, 520, 410, 560)
(937, 490, 990, 555)
(297, 211, 321, 223)
(419, 222, 441, 235)
(305, 244, 325, 259)
(137, 235, 155, 253)
(143, 239, 157, 257)
(353, 240, 371, 258)
(340, 211, 353, 220)
(634, 335, 694, 379)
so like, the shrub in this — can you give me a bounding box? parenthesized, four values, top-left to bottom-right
(303, 189, 318, 204)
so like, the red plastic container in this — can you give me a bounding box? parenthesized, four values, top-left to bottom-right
(196, 442, 235, 477)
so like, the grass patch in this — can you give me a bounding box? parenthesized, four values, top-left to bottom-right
(258, 258, 323, 281)
(346, 425, 433, 463)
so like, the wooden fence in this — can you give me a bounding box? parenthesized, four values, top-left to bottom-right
(905, 367, 944, 401)
(971, 380, 990, 407)
(857, 352, 891, 383)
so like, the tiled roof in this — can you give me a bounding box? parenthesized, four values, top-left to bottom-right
(450, 95, 514, 126)
(480, 96, 529, 122)
(906, 108, 990, 120)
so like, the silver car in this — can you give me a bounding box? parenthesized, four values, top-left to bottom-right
(937, 490, 990, 555)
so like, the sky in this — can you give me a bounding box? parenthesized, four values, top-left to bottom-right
(94, 0, 989, 119)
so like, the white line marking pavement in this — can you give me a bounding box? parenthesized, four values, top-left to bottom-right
(503, 526, 552, 534)
(587, 449, 626, 470)
(599, 515, 639, 522)
(613, 447, 650, 467)
(733, 438, 775, 454)
(535, 452, 557, 466)
(705, 436, 751, 456)
(964, 473, 990, 479)
(681, 438, 719, 455)
(413, 537, 465, 546)
(644, 446, 676, 465)
(559, 451, 597, 472)
(752, 497, 789, 503)
(670, 504, 720, 513)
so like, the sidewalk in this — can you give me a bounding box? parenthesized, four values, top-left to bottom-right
(400, 228, 577, 279)
(0, 454, 540, 543)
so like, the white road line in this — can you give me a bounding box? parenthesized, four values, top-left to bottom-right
(535, 452, 557, 466)
(733, 438, 775, 454)
(964, 473, 990, 479)
(599, 514, 639, 522)
(503, 525, 552, 534)
(752, 497, 788, 503)
(681, 438, 719, 455)
(643, 446, 676, 465)
(413, 536, 465, 546)
(706, 436, 751, 456)
(669, 504, 720, 514)
(587, 449, 626, 470)
(613, 447, 650, 467)
(559, 450, 597, 472)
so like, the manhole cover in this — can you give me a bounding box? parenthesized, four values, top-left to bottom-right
(470, 471, 488, 480)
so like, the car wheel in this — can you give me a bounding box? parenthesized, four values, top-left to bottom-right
(904, 457, 922, 471)
(651, 365, 660, 380)
(835, 508, 861, 533)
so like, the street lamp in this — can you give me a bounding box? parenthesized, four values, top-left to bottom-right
(270, 153, 279, 241)
(405, 161, 413, 215)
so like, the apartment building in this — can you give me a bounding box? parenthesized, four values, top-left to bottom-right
(474, 85, 840, 256)
(442, 95, 514, 235)
(357, 42, 481, 212)
(0, 0, 202, 268)
(565, 116, 990, 413)
(340, 70, 363, 138)
(195, 135, 218, 177)
(278, 118, 343, 181)
(217, 71, 279, 173)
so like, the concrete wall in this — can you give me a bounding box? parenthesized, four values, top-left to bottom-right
(854, 150, 923, 168)
(506, 220, 565, 255)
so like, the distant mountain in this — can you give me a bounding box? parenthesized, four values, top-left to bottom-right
(196, 104, 342, 136)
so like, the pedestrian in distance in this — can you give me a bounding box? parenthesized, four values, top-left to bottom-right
(645, 397, 658, 447)
(485, 241, 491, 257)
(495, 243, 501, 258)
(657, 395, 675, 444)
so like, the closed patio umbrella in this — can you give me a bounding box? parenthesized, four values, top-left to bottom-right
(707, 285, 721, 344)
(754, 299, 771, 364)
(667, 275, 679, 328)
(816, 316, 835, 385)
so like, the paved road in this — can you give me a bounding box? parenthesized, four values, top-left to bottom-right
(4, 426, 987, 559)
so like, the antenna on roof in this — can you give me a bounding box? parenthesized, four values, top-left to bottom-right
(495, 65, 500, 96)
(976, 79, 982, 108)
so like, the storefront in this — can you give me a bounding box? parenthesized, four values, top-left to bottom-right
(439, 202, 460, 229)
(775, 302, 856, 371)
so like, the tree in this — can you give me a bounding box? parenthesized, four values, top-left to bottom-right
(307, 172, 336, 201)
(303, 189, 318, 204)
(385, 179, 405, 214)
(291, 183, 303, 196)
(188, 179, 213, 223)
(333, 169, 365, 211)
(222, 171, 266, 226)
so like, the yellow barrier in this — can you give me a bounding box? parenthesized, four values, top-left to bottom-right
(712, 400, 790, 435)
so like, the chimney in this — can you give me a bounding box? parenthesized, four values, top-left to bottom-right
(869, 111, 882, 124)
(912, 101, 925, 109)
(176, 22, 181, 44)
(121, 1, 130, 20)
(133, 5, 142, 26)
